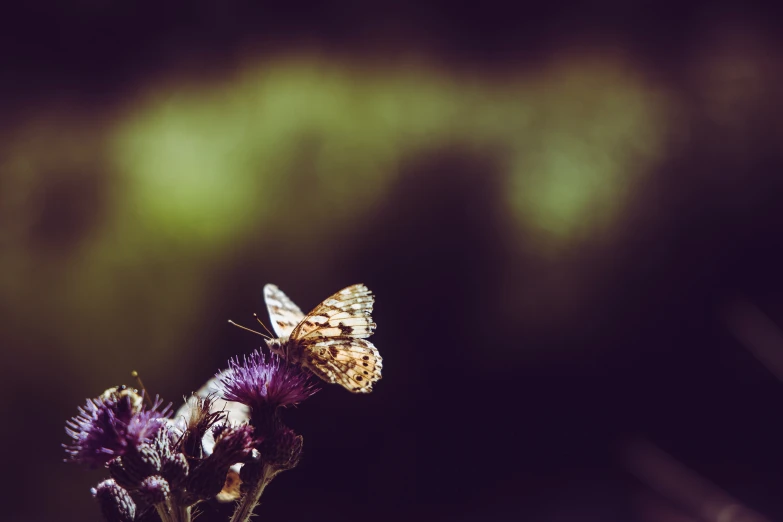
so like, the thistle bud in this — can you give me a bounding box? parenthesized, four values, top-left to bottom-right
(161, 451, 189, 487)
(211, 424, 255, 468)
(185, 425, 254, 501)
(92, 479, 136, 522)
(137, 475, 171, 505)
(185, 460, 229, 502)
(239, 449, 264, 489)
(107, 457, 139, 491)
(123, 443, 161, 481)
(260, 427, 303, 472)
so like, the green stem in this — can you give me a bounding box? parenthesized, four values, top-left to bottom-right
(171, 504, 190, 522)
(230, 466, 273, 522)
(156, 498, 191, 522)
(155, 503, 173, 522)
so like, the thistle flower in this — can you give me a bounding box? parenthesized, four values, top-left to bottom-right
(68, 349, 323, 522)
(216, 350, 318, 413)
(64, 388, 171, 468)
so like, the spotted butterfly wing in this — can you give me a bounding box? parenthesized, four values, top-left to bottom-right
(300, 337, 382, 393)
(292, 284, 376, 340)
(264, 284, 306, 338)
(292, 284, 383, 393)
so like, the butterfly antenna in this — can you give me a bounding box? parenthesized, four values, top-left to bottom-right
(130, 370, 155, 407)
(228, 319, 272, 341)
(253, 313, 276, 338)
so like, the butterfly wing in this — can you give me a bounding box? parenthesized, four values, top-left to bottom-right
(300, 336, 382, 393)
(291, 284, 376, 340)
(290, 284, 382, 393)
(264, 284, 306, 339)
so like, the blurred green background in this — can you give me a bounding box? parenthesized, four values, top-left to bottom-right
(2, 3, 783, 522)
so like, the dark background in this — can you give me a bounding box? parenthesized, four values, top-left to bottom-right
(2, 2, 783, 521)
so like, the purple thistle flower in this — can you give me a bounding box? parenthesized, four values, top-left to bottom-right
(65, 390, 171, 468)
(216, 350, 318, 411)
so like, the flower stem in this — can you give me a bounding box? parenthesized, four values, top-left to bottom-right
(230, 466, 273, 522)
(156, 499, 191, 522)
(155, 503, 173, 522)
(173, 503, 191, 522)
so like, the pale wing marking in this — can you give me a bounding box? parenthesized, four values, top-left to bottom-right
(291, 284, 376, 341)
(264, 284, 306, 338)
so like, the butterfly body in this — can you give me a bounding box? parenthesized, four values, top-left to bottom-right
(265, 338, 305, 365)
(262, 284, 383, 393)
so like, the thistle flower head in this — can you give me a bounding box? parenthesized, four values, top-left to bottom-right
(216, 350, 318, 411)
(65, 388, 171, 468)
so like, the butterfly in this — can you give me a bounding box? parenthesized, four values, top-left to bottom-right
(254, 283, 383, 394)
(176, 284, 382, 501)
